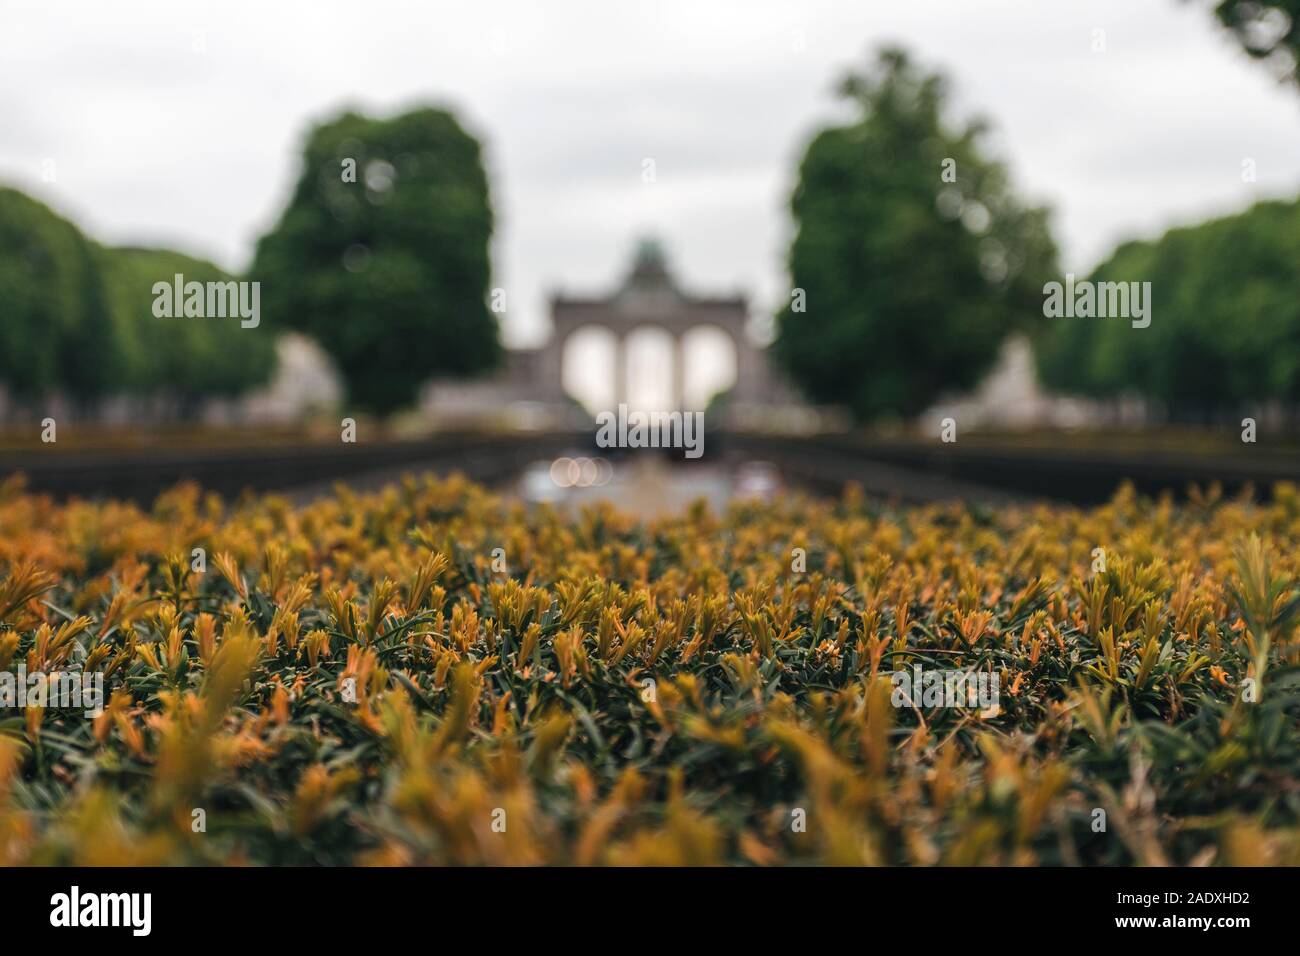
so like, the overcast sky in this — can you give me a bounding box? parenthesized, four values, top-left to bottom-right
(3, 0, 1299, 349)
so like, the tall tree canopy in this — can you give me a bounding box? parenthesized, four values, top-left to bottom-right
(251, 106, 501, 414)
(773, 48, 1058, 422)
(1202, 1, 1299, 84)
(96, 246, 277, 402)
(1035, 197, 1300, 420)
(0, 187, 114, 402)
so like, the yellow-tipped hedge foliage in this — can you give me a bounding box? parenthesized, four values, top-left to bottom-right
(0, 473, 1298, 865)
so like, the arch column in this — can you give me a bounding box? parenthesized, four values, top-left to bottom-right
(731, 331, 766, 404)
(611, 331, 625, 408)
(538, 327, 568, 404)
(672, 334, 686, 410)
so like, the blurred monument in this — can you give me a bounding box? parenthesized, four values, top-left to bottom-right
(422, 239, 816, 430)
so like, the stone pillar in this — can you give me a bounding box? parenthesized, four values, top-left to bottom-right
(672, 334, 687, 410)
(613, 331, 628, 408)
(538, 326, 567, 404)
(732, 333, 766, 404)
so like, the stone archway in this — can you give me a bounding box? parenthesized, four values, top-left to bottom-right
(421, 240, 803, 428)
(541, 240, 768, 414)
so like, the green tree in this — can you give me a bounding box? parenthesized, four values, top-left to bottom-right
(773, 48, 1057, 422)
(1035, 198, 1300, 421)
(0, 187, 115, 404)
(251, 106, 501, 414)
(1033, 239, 1159, 403)
(1200, 1, 1299, 85)
(96, 246, 277, 408)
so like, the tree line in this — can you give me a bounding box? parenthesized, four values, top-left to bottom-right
(774, 22, 1300, 426)
(0, 187, 277, 416)
(0, 107, 498, 419)
(1035, 198, 1300, 423)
